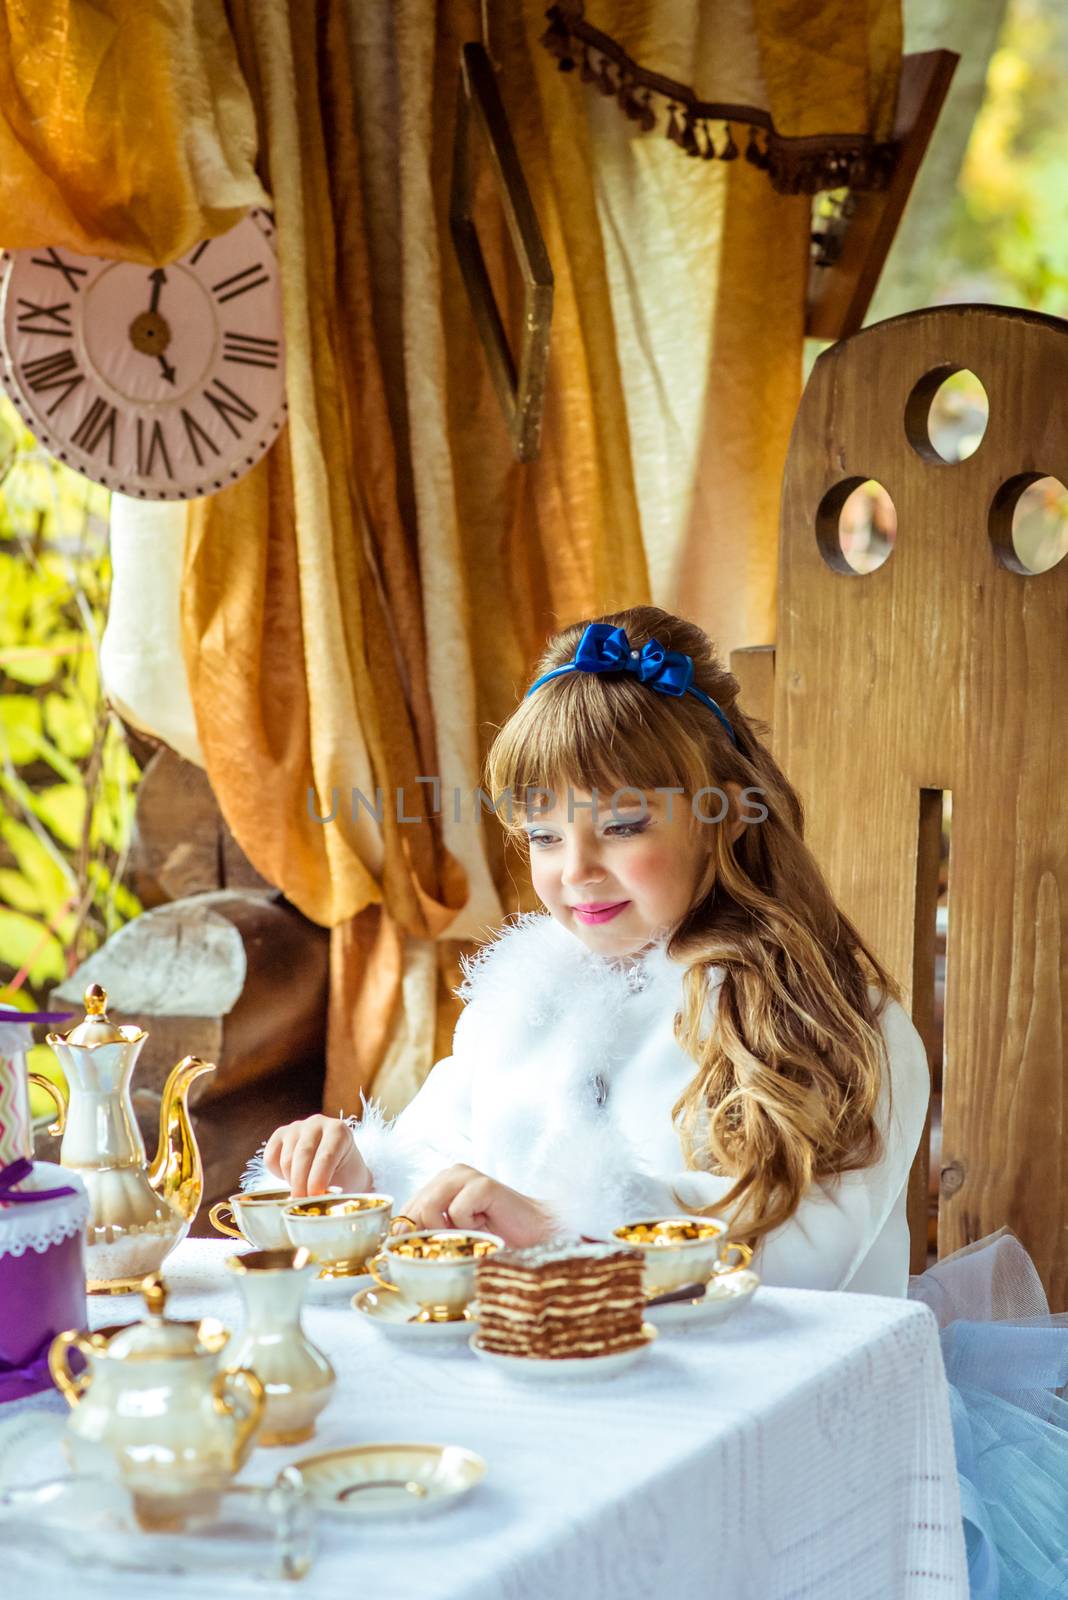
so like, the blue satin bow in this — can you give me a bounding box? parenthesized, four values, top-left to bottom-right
(526, 624, 738, 747)
(574, 625, 695, 695)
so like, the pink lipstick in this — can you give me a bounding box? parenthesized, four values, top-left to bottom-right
(572, 901, 630, 925)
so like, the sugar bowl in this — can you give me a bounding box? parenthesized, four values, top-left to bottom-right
(613, 1216, 753, 1297)
(49, 1272, 264, 1528)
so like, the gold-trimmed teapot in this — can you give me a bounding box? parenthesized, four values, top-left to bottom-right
(46, 984, 214, 1292)
(49, 1272, 264, 1529)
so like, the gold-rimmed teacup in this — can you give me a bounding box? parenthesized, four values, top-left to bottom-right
(209, 1189, 296, 1252)
(367, 1229, 504, 1323)
(613, 1216, 753, 1298)
(282, 1194, 401, 1278)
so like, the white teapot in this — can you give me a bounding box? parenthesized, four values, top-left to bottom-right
(49, 1272, 264, 1528)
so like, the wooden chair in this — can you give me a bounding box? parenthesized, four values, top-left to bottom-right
(730, 304, 1068, 1304)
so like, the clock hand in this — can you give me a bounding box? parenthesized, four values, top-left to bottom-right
(129, 269, 176, 383)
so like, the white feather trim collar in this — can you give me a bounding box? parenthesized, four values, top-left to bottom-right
(454, 910, 719, 1042)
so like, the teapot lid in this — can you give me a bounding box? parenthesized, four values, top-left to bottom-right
(52, 985, 144, 1047)
(105, 1273, 228, 1362)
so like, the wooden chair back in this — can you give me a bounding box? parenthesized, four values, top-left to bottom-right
(731, 305, 1068, 1303)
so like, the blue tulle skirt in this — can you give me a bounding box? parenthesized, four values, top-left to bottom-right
(909, 1230, 1068, 1599)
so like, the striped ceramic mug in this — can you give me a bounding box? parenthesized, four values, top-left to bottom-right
(0, 1016, 67, 1167)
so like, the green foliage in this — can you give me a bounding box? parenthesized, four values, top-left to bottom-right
(943, 1, 1068, 570)
(947, 0, 1068, 312)
(0, 395, 142, 1013)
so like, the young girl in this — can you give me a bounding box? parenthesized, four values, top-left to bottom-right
(254, 605, 930, 1296)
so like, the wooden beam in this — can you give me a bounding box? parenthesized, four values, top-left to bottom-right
(806, 50, 959, 342)
(729, 645, 776, 739)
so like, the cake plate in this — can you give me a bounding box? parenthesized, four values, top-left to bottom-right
(468, 1323, 657, 1380)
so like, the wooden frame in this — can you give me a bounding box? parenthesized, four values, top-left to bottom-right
(806, 51, 958, 342)
(449, 42, 554, 464)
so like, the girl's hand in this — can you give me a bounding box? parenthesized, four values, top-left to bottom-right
(262, 1115, 372, 1199)
(400, 1165, 557, 1248)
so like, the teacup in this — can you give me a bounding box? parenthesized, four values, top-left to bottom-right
(367, 1229, 504, 1323)
(613, 1215, 753, 1298)
(209, 1189, 296, 1251)
(283, 1194, 398, 1278)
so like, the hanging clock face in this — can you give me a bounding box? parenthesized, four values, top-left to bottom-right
(0, 208, 286, 499)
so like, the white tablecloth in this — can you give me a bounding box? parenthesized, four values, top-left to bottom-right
(3, 1239, 967, 1600)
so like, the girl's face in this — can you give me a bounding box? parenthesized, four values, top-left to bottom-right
(524, 786, 739, 958)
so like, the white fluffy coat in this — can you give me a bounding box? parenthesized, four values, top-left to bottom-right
(245, 912, 930, 1294)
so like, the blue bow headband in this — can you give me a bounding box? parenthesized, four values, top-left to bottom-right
(525, 623, 739, 748)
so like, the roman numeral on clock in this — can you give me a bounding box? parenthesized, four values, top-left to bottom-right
(211, 263, 271, 304)
(70, 397, 118, 465)
(222, 332, 280, 369)
(15, 298, 72, 338)
(21, 348, 84, 413)
(29, 248, 88, 294)
(180, 407, 220, 468)
(136, 417, 173, 480)
(204, 378, 258, 437)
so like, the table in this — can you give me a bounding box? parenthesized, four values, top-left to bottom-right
(2, 1239, 967, 1600)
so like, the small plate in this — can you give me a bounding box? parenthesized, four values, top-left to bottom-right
(646, 1269, 760, 1329)
(469, 1324, 657, 1381)
(351, 1287, 477, 1341)
(289, 1443, 485, 1518)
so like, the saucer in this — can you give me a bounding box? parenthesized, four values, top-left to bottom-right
(351, 1287, 478, 1342)
(289, 1443, 485, 1519)
(646, 1269, 760, 1330)
(468, 1324, 657, 1381)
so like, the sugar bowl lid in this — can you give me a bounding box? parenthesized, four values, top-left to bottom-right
(105, 1273, 228, 1361)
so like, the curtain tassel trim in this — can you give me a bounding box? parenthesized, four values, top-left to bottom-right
(539, 3, 896, 195)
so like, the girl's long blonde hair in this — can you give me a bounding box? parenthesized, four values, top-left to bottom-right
(485, 605, 903, 1246)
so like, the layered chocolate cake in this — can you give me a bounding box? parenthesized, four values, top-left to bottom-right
(475, 1240, 647, 1360)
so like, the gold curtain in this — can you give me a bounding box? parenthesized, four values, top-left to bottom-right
(0, 0, 265, 261)
(0, 0, 902, 1116)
